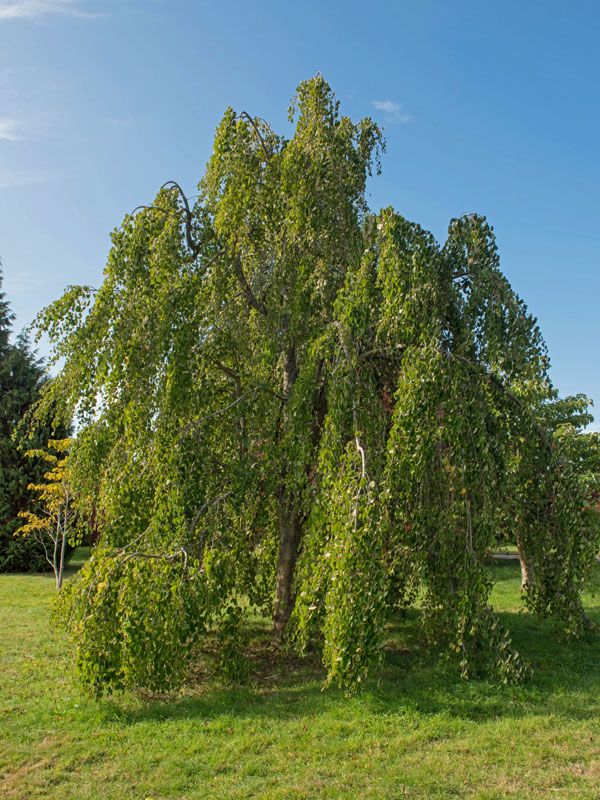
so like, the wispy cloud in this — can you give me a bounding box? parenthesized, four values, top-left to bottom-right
(106, 115, 136, 129)
(0, 0, 98, 20)
(0, 118, 21, 140)
(373, 100, 401, 114)
(0, 113, 57, 140)
(3, 268, 47, 295)
(0, 68, 17, 84)
(372, 99, 413, 124)
(0, 168, 59, 188)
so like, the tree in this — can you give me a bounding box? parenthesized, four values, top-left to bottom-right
(36, 77, 600, 695)
(0, 266, 61, 572)
(501, 391, 600, 618)
(15, 438, 74, 589)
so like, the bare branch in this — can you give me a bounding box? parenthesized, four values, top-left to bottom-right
(357, 344, 406, 362)
(232, 254, 268, 316)
(178, 388, 258, 441)
(119, 548, 188, 568)
(213, 360, 240, 381)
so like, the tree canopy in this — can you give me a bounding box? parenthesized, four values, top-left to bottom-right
(36, 77, 600, 695)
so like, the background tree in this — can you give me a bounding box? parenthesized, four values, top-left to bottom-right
(15, 438, 74, 589)
(501, 390, 600, 620)
(36, 77, 600, 695)
(0, 266, 64, 572)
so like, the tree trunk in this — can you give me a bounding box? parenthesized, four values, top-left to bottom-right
(57, 504, 69, 591)
(281, 344, 298, 398)
(273, 495, 302, 642)
(273, 344, 301, 643)
(53, 511, 61, 590)
(516, 528, 534, 589)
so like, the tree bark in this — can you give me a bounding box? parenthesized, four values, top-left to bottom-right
(516, 528, 534, 589)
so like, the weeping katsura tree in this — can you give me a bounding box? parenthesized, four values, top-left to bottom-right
(34, 76, 599, 695)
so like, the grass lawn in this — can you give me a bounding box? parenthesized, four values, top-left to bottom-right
(2, 549, 600, 799)
(491, 543, 519, 555)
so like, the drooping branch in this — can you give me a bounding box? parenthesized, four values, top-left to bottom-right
(442, 348, 555, 458)
(339, 332, 368, 482)
(214, 360, 246, 460)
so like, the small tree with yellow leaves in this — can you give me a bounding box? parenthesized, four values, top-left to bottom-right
(16, 439, 73, 589)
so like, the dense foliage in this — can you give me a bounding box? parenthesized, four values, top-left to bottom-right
(35, 77, 600, 695)
(0, 268, 64, 572)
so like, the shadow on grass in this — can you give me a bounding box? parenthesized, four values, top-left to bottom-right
(104, 580, 600, 730)
(487, 556, 522, 583)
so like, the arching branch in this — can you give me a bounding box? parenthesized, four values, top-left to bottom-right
(120, 184, 215, 265)
(122, 205, 171, 228)
(160, 181, 201, 259)
(239, 111, 273, 162)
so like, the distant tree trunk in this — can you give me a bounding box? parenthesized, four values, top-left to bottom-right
(57, 529, 66, 590)
(516, 528, 534, 589)
(273, 345, 301, 643)
(57, 502, 69, 590)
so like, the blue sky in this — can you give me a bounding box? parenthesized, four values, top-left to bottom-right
(1, 0, 598, 429)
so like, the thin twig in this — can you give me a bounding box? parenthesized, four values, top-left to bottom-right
(178, 388, 258, 441)
(188, 491, 233, 536)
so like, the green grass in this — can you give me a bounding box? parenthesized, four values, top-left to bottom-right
(2, 550, 600, 799)
(491, 543, 519, 555)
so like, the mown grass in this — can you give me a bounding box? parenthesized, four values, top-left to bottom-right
(1, 550, 600, 799)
